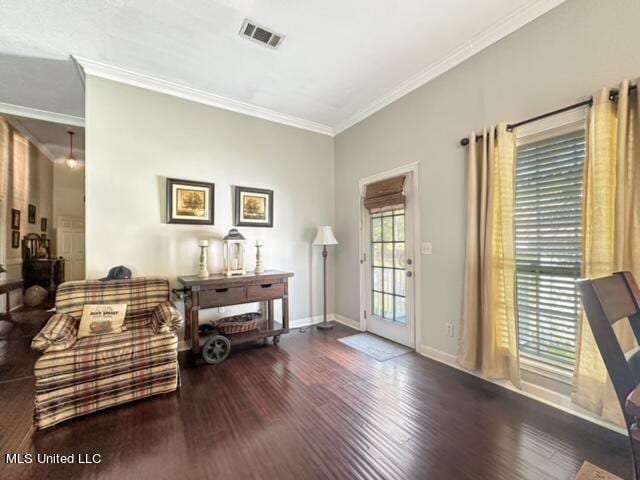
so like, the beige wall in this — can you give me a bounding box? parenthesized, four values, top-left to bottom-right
(0, 117, 53, 308)
(53, 161, 84, 223)
(85, 76, 335, 323)
(334, 0, 640, 355)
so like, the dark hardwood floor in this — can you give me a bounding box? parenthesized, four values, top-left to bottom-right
(0, 310, 632, 479)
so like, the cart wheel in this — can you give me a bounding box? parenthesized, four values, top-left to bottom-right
(202, 335, 231, 365)
(273, 335, 280, 345)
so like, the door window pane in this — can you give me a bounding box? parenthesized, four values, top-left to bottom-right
(382, 217, 393, 241)
(394, 215, 405, 241)
(384, 294, 394, 318)
(373, 292, 383, 317)
(394, 243, 405, 268)
(373, 268, 383, 291)
(395, 270, 405, 296)
(372, 217, 382, 241)
(383, 268, 394, 294)
(373, 243, 382, 266)
(383, 243, 394, 268)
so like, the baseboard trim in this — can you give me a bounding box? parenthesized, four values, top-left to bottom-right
(417, 345, 627, 437)
(333, 314, 363, 330)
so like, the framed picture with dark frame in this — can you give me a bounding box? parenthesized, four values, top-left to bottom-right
(28, 204, 36, 224)
(11, 209, 20, 230)
(234, 186, 274, 228)
(41, 218, 47, 232)
(166, 178, 215, 225)
(11, 230, 20, 249)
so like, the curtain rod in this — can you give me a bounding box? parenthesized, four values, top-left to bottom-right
(459, 84, 637, 146)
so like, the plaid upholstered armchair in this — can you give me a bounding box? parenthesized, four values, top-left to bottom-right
(30, 277, 183, 429)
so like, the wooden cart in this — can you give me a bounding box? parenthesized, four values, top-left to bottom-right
(177, 270, 293, 364)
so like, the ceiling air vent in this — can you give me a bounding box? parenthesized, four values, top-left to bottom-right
(240, 19, 284, 49)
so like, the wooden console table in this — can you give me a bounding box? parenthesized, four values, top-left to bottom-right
(177, 270, 294, 358)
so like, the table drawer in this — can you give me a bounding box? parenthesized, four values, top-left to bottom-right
(200, 287, 245, 307)
(247, 283, 285, 301)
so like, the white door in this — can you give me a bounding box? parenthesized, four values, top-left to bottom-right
(363, 172, 416, 347)
(56, 217, 85, 281)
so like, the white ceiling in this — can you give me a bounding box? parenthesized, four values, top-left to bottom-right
(6, 115, 85, 163)
(0, 0, 564, 134)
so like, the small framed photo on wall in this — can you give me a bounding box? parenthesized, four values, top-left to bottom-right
(28, 204, 36, 224)
(166, 178, 215, 225)
(11, 230, 20, 249)
(11, 209, 20, 230)
(41, 218, 47, 232)
(234, 186, 274, 228)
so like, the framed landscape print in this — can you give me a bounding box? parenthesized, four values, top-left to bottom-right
(166, 178, 215, 225)
(41, 218, 47, 232)
(28, 204, 36, 224)
(234, 186, 273, 228)
(11, 230, 20, 249)
(11, 209, 20, 230)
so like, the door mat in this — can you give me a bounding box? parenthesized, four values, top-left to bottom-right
(338, 333, 410, 361)
(575, 461, 622, 480)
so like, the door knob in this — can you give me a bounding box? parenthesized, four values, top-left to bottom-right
(406, 259, 413, 265)
(406, 271, 413, 277)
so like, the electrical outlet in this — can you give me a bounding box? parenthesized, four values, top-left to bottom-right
(421, 242, 432, 255)
(447, 323, 454, 337)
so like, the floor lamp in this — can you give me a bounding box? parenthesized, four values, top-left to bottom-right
(313, 226, 338, 330)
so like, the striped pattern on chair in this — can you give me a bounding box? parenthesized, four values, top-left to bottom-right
(32, 278, 182, 429)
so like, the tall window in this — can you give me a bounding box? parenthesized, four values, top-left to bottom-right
(515, 129, 585, 371)
(371, 209, 406, 323)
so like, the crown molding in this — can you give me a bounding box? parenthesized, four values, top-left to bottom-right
(333, 0, 567, 135)
(0, 102, 84, 128)
(74, 56, 334, 137)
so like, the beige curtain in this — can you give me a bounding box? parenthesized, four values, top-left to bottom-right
(573, 80, 640, 425)
(459, 123, 521, 387)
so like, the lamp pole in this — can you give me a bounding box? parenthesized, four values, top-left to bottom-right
(317, 244, 333, 330)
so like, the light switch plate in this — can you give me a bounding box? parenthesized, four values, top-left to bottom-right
(421, 242, 432, 255)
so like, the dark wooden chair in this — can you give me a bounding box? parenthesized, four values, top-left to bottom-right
(578, 271, 640, 479)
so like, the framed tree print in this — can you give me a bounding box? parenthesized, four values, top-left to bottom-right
(166, 178, 215, 225)
(234, 186, 273, 228)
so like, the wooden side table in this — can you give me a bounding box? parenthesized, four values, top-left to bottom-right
(177, 270, 293, 359)
(0, 279, 24, 318)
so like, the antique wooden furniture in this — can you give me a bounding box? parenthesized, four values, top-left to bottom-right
(22, 233, 65, 301)
(578, 271, 640, 479)
(0, 279, 23, 318)
(30, 277, 183, 429)
(177, 270, 293, 362)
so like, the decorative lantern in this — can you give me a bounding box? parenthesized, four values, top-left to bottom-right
(223, 229, 246, 276)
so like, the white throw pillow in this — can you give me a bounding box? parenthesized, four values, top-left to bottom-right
(78, 304, 128, 338)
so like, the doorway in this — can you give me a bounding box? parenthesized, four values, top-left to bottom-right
(359, 164, 420, 348)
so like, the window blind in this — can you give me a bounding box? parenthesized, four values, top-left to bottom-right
(363, 175, 406, 212)
(515, 130, 585, 370)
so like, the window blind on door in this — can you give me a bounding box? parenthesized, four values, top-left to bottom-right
(515, 130, 585, 369)
(363, 175, 405, 212)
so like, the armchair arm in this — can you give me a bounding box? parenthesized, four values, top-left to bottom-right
(151, 300, 183, 334)
(31, 313, 78, 352)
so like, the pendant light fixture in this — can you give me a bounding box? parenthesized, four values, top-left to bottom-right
(64, 131, 78, 169)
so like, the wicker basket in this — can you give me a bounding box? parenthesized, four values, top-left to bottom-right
(216, 312, 262, 335)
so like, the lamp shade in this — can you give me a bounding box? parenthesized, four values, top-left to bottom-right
(313, 226, 338, 246)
